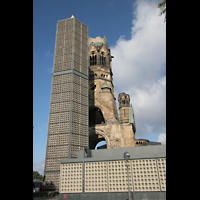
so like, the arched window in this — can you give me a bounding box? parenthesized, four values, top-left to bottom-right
(90, 55, 97, 66)
(99, 55, 106, 66)
(94, 55, 97, 65)
(103, 57, 106, 66)
(90, 56, 93, 65)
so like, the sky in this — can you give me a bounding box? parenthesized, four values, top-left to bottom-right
(33, 0, 166, 175)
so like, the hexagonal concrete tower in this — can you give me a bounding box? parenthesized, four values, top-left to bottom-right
(44, 16, 88, 190)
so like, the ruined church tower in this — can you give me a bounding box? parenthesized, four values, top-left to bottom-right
(88, 36, 137, 149)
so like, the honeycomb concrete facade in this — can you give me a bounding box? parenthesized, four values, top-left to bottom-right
(59, 145, 166, 200)
(44, 17, 88, 190)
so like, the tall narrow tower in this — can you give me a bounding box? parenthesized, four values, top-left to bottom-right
(88, 36, 137, 149)
(44, 16, 88, 189)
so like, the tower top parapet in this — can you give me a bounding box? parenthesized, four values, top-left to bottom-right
(118, 92, 130, 108)
(88, 36, 109, 49)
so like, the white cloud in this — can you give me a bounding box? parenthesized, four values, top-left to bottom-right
(157, 133, 166, 144)
(131, 76, 166, 136)
(111, 0, 166, 140)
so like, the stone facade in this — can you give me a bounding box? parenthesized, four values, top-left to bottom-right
(88, 36, 147, 149)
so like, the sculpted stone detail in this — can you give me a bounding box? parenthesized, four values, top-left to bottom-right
(89, 128, 111, 149)
(118, 92, 130, 108)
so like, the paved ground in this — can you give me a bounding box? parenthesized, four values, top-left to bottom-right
(33, 191, 59, 200)
(33, 197, 58, 200)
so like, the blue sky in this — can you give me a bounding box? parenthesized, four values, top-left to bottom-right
(33, 0, 166, 175)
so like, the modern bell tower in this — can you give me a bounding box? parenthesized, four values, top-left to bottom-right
(44, 16, 88, 189)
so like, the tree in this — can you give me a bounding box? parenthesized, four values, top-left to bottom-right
(158, 0, 166, 22)
(33, 170, 43, 181)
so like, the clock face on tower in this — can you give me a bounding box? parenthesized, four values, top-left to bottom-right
(89, 81, 98, 93)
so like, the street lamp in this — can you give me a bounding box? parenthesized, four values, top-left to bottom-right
(124, 151, 132, 200)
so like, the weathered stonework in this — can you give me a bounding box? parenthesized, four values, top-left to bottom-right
(88, 36, 146, 149)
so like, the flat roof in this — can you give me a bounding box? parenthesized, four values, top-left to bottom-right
(61, 145, 166, 164)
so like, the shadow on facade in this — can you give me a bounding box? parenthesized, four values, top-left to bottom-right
(89, 68, 107, 150)
(43, 181, 56, 191)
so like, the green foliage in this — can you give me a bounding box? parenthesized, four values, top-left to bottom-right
(33, 170, 43, 181)
(158, 0, 166, 22)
